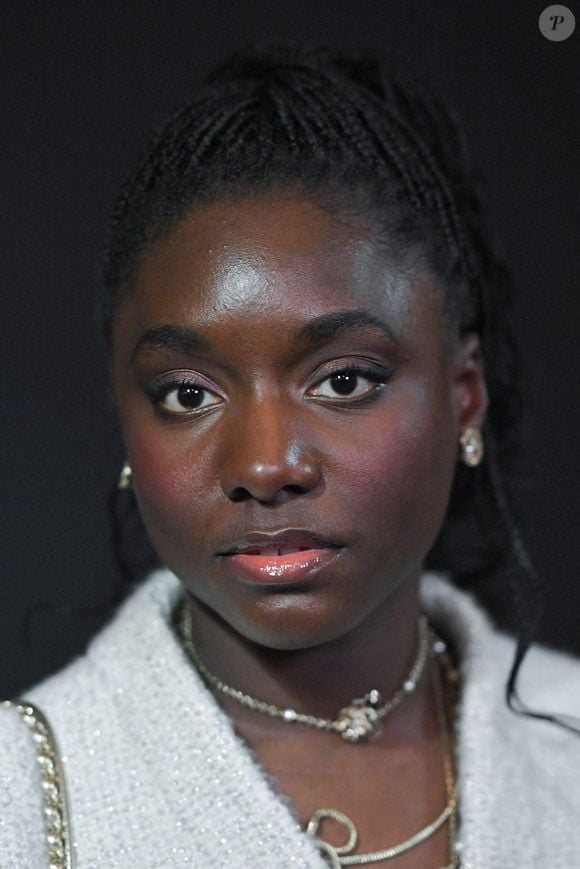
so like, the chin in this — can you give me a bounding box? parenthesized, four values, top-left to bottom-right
(222, 592, 375, 651)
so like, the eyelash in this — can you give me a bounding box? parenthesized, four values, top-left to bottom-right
(148, 363, 390, 418)
(309, 364, 389, 404)
(148, 377, 218, 416)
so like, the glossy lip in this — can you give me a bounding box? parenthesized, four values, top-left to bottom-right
(216, 527, 345, 585)
(223, 546, 344, 585)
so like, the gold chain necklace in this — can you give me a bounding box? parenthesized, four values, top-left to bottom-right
(305, 646, 460, 867)
(178, 602, 431, 742)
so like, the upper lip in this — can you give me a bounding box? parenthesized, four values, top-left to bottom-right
(217, 529, 343, 556)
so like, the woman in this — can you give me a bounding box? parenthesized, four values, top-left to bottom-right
(2, 43, 579, 869)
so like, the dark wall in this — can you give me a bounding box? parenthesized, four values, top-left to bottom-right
(1, 1, 579, 697)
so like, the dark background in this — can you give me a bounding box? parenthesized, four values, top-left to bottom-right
(1, 1, 579, 698)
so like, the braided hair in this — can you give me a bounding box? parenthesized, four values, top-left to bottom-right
(103, 42, 578, 734)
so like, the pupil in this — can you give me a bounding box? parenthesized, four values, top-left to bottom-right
(331, 373, 357, 396)
(178, 385, 203, 408)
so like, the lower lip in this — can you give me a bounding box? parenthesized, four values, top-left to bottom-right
(222, 548, 342, 584)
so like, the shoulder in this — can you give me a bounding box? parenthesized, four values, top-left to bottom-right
(0, 620, 117, 867)
(16, 569, 186, 752)
(0, 569, 184, 867)
(421, 571, 580, 719)
(421, 574, 580, 863)
(518, 641, 580, 715)
(0, 572, 184, 869)
(27, 567, 184, 708)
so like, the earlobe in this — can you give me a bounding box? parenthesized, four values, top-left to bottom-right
(118, 461, 133, 490)
(458, 426, 485, 466)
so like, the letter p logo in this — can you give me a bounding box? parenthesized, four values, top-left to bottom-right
(539, 5, 576, 40)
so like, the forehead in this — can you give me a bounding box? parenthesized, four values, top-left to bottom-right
(115, 195, 443, 350)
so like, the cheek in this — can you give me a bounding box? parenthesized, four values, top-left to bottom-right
(336, 387, 456, 543)
(122, 422, 212, 540)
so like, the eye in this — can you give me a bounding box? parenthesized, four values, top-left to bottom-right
(149, 376, 223, 416)
(308, 364, 388, 402)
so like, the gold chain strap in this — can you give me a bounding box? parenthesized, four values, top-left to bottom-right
(3, 699, 75, 869)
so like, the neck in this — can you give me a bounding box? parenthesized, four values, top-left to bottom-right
(180, 574, 424, 726)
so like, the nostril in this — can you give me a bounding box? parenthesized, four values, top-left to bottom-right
(284, 483, 311, 495)
(226, 482, 313, 504)
(228, 487, 253, 503)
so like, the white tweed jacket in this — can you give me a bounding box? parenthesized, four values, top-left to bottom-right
(1, 569, 579, 868)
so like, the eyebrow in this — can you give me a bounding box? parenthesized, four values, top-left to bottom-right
(131, 309, 401, 362)
(131, 324, 213, 362)
(294, 309, 400, 348)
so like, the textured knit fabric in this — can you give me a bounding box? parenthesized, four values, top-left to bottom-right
(1, 569, 579, 869)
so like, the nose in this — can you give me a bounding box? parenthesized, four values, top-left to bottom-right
(218, 395, 322, 503)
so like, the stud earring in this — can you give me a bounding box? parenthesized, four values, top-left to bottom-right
(117, 461, 133, 490)
(459, 427, 484, 467)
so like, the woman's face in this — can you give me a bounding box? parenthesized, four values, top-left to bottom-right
(112, 195, 486, 649)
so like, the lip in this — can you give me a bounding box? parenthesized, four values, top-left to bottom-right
(216, 528, 344, 585)
(217, 528, 343, 556)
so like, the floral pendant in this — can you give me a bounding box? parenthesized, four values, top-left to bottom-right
(335, 691, 383, 741)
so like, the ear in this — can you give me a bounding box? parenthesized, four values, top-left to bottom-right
(450, 332, 488, 432)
